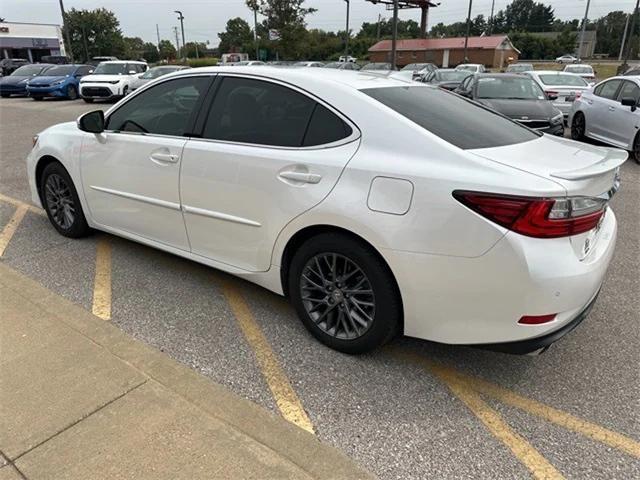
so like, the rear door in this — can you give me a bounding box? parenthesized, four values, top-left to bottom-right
(180, 75, 360, 272)
(588, 79, 623, 141)
(608, 79, 640, 148)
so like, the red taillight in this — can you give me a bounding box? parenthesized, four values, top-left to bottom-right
(519, 314, 557, 325)
(453, 191, 606, 239)
(574, 91, 582, 99)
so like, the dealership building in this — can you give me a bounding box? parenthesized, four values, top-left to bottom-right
(0, 22, 66, 62)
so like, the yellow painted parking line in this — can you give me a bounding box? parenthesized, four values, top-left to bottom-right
(432, 363, 640, 459)
(433, 366, 565, 480)
(0, 204, 28, 258)
(0, 192, 45, 216)
(92, 238, 112, 320)
(221, 279, 315, 434)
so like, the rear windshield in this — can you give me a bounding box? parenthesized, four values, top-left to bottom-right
(438, 70, 471, 81)
(362, 86, 539, 150)
(538, 74, 588, 87)
(507, 64, 533, 72)
(93, 63, 128, 75)
(564, 66, 593, 74)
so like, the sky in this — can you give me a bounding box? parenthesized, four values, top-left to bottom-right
(0, 0, 633, 48)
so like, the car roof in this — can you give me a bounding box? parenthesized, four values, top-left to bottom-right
(529, 70, 580, 75)
(476, 73, 529, 79)
(100, 60, 146, 64)
(168, 65, 414, 91)
(564, 64, 592, 68)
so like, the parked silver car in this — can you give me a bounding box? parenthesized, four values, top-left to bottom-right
(524, 70, 591, 119)
(569, 75, 640, 163)
(130, 65, 190, 91)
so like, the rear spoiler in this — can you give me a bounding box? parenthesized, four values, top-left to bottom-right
(550, 149, 628, 180)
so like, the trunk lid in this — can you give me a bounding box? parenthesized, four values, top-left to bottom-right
(470, 135, 626, 259)
(469, 134, 626, 198)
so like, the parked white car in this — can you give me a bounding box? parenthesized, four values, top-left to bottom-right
(293, 61, 325, 68)
(79, 60, 148, 102)
(569, 75, 640, 163)
(28, 67, 624, 355)
(556, 54, 578, 64)
(525, 70, 591, 119)
(456, 63, 486, 74)
(563, 64, 597, 85)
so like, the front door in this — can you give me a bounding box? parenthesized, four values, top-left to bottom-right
(608, 80, 640, 148)
(180, 75, 360, 272)
(80, 75, 213, 249)
(587, 79, 622, 142)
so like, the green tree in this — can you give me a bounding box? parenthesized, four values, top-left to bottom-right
(158, 39, 177, 60)
(142, 42, 159, 63)
(123, 36, 145, 59)
(63, 8, 125, 62)
(218, 17, 254, 54)
(182, 42, 208, 58)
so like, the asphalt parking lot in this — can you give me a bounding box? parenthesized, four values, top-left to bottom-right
(1, 97, 639, 479)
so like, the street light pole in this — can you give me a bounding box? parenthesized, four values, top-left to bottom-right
(58, 0, 74, 61)
(577, 0, 591, 60)
(463, 0, 473, 63)
(344, 0, 350, 58)
(174, 10, 186, 59)
(391, 0, 399, 69)
(623, 0, 640, 71)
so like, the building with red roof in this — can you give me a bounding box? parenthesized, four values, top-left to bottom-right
(368, 35, 520, 69)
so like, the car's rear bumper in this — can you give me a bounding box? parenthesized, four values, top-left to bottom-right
(381, 208, 617, 346)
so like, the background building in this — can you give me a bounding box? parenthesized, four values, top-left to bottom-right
(368, 35, 520, 68)
(0, 22, 66, 62)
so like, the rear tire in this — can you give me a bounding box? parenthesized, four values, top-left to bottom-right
(1, 94, 10, 98)
(40, 162, 91, 238)
(633, 133, 640, 165)
(288, 232, 401, 354)
(32, 96, 43, 101)
(83, 98, 94, 103)
(571, 112, 586, 141)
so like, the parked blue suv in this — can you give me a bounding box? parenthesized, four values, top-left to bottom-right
(26, 64, 94, 100)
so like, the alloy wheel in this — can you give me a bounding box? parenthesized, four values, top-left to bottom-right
(67, 85, 78, 100)
(571, 114, 585, 140)
(299, 253, 375, 340)
(44, 173, 76, 229)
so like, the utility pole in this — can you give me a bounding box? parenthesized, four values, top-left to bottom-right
(376, 13, 382, 42)
(81, 26, 89, 63)
(253, 6, 259, 60)
(156, 24, 161, 52)
(488, 0, 495, 36)
(57, 0, 74, 61)
(619, 13, 630, 61)
(173, 26, 180, 58)
(391, 0, 399, 69)
(577, 0, 591, 60)
(344, 0, 350, 57)
(623, 0, 640, 71)
(420, 5, 429, 38)
(463, 0, 473, 63)
(174, 10, 186, 59)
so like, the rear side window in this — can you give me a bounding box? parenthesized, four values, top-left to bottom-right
(362, 86, 539, 150)
(303, 104, 352, 147)
(202, 77, 352, 147)
(617, 81, 640, 103)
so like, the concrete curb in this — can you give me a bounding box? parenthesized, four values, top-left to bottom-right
(0, 262, 373, 479)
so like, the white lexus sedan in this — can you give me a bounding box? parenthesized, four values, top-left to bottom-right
(27, 67, 625, 355)
(569, 75, 640, 164)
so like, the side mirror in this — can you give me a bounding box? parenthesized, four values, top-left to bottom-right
(77, 110, 105, 133)
(621, 97, 638, 111)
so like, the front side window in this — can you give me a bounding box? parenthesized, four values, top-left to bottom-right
(202, 77, 316, 147)
(362, 86, 539, 150)
(595, 80, 622, 100)
(106, 76, 210, 136)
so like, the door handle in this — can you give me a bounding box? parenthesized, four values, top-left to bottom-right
(278, 171, 322, 184)
(150, 152, 179, 164)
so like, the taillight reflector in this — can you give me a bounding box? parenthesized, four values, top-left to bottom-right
(519, 314, 557, 325)
(453, 191, 606, 239)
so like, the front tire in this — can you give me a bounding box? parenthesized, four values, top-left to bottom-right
(288, 233, 401, 354)
(571, 112, 586, 141)
(1, 93, 10, 98)
(83, 98, 94, 103)
(40, 162, 90, 238)
(67, 84, 78, 100)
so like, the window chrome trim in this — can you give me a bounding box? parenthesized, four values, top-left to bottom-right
(188, 72, 362, 151)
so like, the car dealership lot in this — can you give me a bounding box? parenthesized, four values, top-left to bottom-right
(1, 97, 639, 479)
